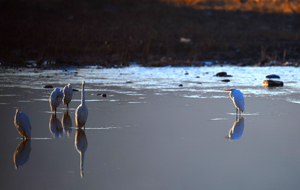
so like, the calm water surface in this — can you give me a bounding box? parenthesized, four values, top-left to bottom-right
(1, 66, 300, 190)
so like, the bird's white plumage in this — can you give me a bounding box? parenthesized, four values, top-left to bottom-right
(227, 88, 245, 113)
(14, 109, 31, 139)
(75, 81, 88, 128)
(49, 88, 64, 112)
(75, 128, 88, 178)
(62, 83, 73, 106)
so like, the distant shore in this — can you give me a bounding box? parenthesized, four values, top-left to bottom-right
(1, 0, 300, 68)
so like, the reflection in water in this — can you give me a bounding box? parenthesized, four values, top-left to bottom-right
(14, 139, 31, 169)
(225, 117, 244, 140)
(75, 128, 88, 178)
(49, 113, 63, 138)
(61, 112, 72, 137)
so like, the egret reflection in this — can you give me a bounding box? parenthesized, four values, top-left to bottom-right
(75, 128, 88, 178)
(62, 112, 72, 137)
(14, 139, 31, 169)
(49, 113, 63, 138)
(225, 116, 244, 140)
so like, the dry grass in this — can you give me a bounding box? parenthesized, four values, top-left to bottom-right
(0, 0, 299, 67)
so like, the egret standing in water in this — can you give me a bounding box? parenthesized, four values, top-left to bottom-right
(14, 109, 31, 139)
(62, 83, 73, 109)
(49, 88, 64, 114)
(75, 81, 88, 128)
(225, 88, 245, 115)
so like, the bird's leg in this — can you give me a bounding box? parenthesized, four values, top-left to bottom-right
(236, 108, 238, 115)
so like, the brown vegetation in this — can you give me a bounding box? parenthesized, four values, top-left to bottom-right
(0, 0, 299, 67)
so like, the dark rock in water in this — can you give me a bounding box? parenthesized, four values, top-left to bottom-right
(97, 93, 107, 97)
(215, 72, 232, 77)
(196, 76, 200, 78)
(216, 72, 227, 77)
(263, 80, 284, 87)
(73, 89, 79, 92)
(126, 81, 133, 83)
(266, 74, 280, 79)
(44, 85, 53, 88)
(185, 72, 189, 75)
(221, 79, 230, 82)
(178, 84, 183, 87)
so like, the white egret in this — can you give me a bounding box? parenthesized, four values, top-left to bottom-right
(49, 88, 64, 114)
(14, 139, 31, 169)
(14, 109, 31, 139)
(225, 88, 244, 115)
(75, 81, 88, 128)
(75, 128, 88, 178)
(62, 83, 73, 108)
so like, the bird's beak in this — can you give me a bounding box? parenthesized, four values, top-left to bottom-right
(224, 136, 231, 139)
(224, 89, 231, 91)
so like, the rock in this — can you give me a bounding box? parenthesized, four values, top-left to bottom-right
(196, 76, 200, 78)
(73, 89, 79, 92)
(216, 72, 227, 76)
(215, 72, 232, 77)
(266, 74, 280, 79)
(263, 80, 284, 87)
(221, 79, 230, 82)
(97, 93, 107, 97)
(44, 85, 53, 88)
(185, 72, 189, 75)
(178, 84, 183, 87)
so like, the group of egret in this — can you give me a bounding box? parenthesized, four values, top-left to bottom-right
(14, 81, 88, 140)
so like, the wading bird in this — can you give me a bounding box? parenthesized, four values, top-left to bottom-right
(14, 109, 31, 139)
(62, 83, 73, 108)
(225, 88, 244, 115)
(75, 81, 88, 128)
(49, 88, 64, 114)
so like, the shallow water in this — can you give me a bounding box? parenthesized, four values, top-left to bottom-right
(1, 66, 300, 190)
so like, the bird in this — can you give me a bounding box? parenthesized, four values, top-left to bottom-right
(225, 88, 245, 115)
(225, 117, 245, 140)
(75, 128, 88, 178)
(75, 81, 88, 128)
(49, 88, 64, 114)
(62, 83, 73, 108)
(14, 109, 31, 139)
(13, 139, 31, 169)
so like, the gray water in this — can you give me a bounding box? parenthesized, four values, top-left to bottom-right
(1, 66, 300, 190)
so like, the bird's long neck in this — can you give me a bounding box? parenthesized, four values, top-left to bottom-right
(81, 84, 85, 106)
